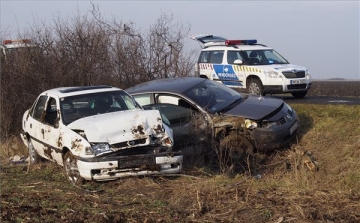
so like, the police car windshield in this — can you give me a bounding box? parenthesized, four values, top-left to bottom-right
(183, 79, 243, 114)
(244, 49, 289, 65)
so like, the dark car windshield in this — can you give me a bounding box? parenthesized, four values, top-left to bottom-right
(243, 49, 289, 65)
(60, 90, 140, 125)
(183, 79, 243, 114)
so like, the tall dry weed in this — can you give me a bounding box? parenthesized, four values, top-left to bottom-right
(0, 135, 27, 161)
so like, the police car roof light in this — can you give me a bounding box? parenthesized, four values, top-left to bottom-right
(225, 40, 242, 45)
(225, 39, 257, 45)
(2, 39, 31, 45)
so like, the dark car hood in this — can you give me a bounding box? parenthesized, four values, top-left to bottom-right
(222, 95, 284, 120)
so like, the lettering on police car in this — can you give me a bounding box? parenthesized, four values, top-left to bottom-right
(217, 73, 237, 78)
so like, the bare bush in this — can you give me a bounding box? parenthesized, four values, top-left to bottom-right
(0, 6, 194, 140)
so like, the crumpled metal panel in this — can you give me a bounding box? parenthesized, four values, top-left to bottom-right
(67, 109, 172, 145)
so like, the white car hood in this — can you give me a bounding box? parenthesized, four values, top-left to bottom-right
(259, 64, 306, 72)
(67, 109, 171, 144)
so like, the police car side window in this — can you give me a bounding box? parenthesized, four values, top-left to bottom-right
(209, 51, 224, 64)
(227, 51, 242, 64)
(199, 51, 211, 63)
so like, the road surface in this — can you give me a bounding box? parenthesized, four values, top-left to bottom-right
(274, 95, 360, 105)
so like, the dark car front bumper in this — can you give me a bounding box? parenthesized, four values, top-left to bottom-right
(251, 111, 299, 151)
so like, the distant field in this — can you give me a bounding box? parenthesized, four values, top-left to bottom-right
(309, 80, 360, 97)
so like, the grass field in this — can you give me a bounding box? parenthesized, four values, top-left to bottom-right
(1, 102, 359, 223)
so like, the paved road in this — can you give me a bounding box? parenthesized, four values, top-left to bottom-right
(273, 95, 360, 105)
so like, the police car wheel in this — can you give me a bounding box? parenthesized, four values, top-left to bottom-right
(247, 79, 264, 96)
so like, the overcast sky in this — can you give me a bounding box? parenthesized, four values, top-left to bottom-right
(1, 0, 359, 80)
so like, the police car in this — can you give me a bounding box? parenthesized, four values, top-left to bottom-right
(1, 39, 35, 60)
(191, 34, 312, 98)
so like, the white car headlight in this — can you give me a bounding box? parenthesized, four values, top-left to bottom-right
(86, 143, 111, 155)
(161, 137, 173, 147)
(264, 71, 279, 78)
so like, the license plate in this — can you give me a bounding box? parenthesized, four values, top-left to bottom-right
(290, 121, 299, 135)
(291, 79, 306, 85)
(118, 156, 155, 168)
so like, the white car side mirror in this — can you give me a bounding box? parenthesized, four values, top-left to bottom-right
(233, 59, 243, 65)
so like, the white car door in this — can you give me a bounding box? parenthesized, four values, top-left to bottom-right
(27, 95, 63, 164)
(26, 95, 48, 158)
(41, 96, 63, 165)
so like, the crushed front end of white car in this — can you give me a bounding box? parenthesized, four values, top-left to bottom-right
(68, 110, 183, 182)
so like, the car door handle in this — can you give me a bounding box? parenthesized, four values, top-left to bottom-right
(41, 129, 44, 134)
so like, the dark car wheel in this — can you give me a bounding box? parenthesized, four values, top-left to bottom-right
(291, 91, 308, 98)
(247, 78, 264, 96)
(218, 133, 254, 174)
(28, 140, 40, 164)
(63, 151, 84, 185)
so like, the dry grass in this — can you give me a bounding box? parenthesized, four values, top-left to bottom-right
(1, 104, 360, 222)
(0, 135, 28, 161)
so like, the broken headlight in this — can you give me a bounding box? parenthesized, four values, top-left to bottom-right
(86, 143, 111, 155)
(245, 119, 258, 130)
(162, 137, 173, 147)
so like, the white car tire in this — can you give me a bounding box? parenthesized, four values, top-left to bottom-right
(63, 151, 84, 185)
(28, 140, 40, 164)
(247, 78, 264, 96)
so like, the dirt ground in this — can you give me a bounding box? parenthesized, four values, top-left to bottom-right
(2, 159, 358, 223)
(1, 80, 359, 223)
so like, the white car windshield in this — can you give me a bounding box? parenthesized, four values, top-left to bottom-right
(183, 80, 243, 114)
(60, 90, 140, 125)
(244, 50, 289, 65)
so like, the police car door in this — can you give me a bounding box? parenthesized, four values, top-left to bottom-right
(226, 50, 246, 88)
(208, 50, 226, 84)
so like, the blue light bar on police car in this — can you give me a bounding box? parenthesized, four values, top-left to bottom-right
(225, 39, 257, 45)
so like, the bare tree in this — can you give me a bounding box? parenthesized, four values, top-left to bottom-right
(0, 6, 195, 140)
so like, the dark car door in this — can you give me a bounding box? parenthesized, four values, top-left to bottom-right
(133, 93, 208, 147)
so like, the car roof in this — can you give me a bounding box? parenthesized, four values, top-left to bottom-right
(127, 77, 206, 95)
(41, 85, 122, 98)
(203, 44, 272, 51)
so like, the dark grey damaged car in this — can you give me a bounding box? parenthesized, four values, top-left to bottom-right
(126, 77, 299, 152)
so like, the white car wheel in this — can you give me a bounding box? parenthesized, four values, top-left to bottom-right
(28, 140, 40, 164)
(247, 79, 264, 96)
(63, 151, 84, 185)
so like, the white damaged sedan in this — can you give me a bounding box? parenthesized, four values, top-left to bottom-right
(20, 85, 183, 185)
